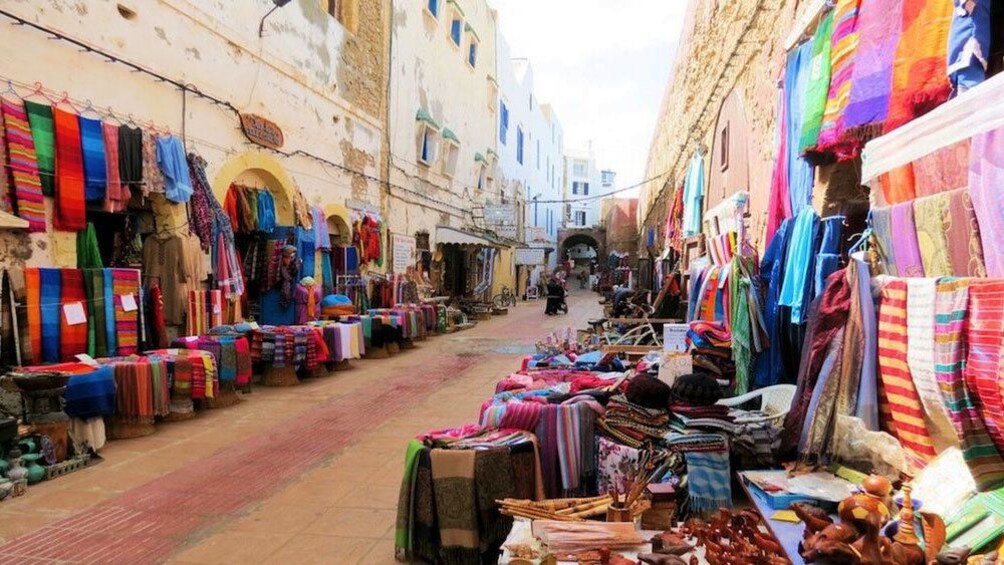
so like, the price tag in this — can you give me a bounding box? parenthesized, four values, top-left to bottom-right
(120, 293, 138, 312)
(249, 322, 261, 330)
(63, 302, 87, 326)
(662, 323, 690, 353)
(75, 353, 99, 367)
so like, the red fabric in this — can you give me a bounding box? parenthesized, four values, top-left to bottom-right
(59, 269, 89, 361)
(148, 284, 168, 348)
(52, 108, 87, 231)
(223, 185, 240, 231)
(966, 281, 1004, 454)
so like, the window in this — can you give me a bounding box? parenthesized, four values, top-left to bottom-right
(442, 141, 459, 177)
(601, 170, 615, 184)
(468, 40, 478, 68)
(582, 182, 589, 196)
(516, 127, 524, 164)
(426, 0, 439, 17)
(416, 124, 439, 166)
(572, 181, 580, 195)
(572, 160, 587, 177)
(450, 18, 462, 46)
(575, 211, 586, 226)
(573, 181, 589, 196)
(720, 124, 730, 171)
(477, 164, 486, 191)
(499, 102, 509, 145)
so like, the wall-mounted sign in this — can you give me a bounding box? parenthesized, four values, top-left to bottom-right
(392, 234, 416, 274)
(515, 248, 545, 265)
(240, 113, 284, 150)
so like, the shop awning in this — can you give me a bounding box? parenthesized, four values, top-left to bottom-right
(437, 225, 493, 247)
(464, 22, 480, 42)
(474, 152, 486, 163)
(415, 109, 441, 130)
(446, 0, 465, 16)
(441, 128, 460, 145)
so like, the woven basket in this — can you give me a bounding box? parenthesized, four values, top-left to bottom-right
(263, 365, 299, 387)
(106, 417, 155, 439)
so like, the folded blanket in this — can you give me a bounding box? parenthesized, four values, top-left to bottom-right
(64, 365, 116, 419)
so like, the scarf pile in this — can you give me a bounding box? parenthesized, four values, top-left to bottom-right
(811, 0, 862, 160)
(935, 279, 1004, 490)
(1, 99, 46, 231)
(52, 107, 87, 231)
(965, 281, 1004, 457)
(430, 449, 480, 565)
(799, 11, 834, 153)
(79, 116, 107, 201)
(110, 360, 155, 424)
(969, 126, 1004, 277)
(59, 269, 89, 362)
(912, 194, 953, 277)
(598, 395, 672, 448)
(876, 278, 937, 468)
(111, 268, 141, 355)
(884, 0, 953, 133)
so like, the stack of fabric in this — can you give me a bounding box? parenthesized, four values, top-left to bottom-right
(145, 348, 219, 402)
(250, 325, 326, 370)
(597, 395, 671, 449)
(97, 356, 171, 424)
(687, 321, 737, 391)
(308, 321, 365, 362)
(171, 335, 252, 389)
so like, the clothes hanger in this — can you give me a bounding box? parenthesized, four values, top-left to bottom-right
(126, 113, 139, 127)
(56, 91, 82, 114)
(80, 99, 102, 119)
(24, 82, 58, 104)
(0, 80, 18, 100)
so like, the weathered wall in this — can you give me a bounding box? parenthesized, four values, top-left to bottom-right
(602, 198, 639, 257)
(0, 0, 387, 269)
(640, 0, 816, 250)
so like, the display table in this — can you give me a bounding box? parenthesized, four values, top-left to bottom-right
(738, 476, 807, 565)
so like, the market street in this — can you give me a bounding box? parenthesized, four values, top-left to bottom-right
(0, 290, 601, 564)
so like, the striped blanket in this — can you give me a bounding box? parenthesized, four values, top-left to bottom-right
(965, 281, 1004, 458)
(1, 99, 46, 231)
(111, 268, 140, 355)
(59, 269, 89, 362)
(52, 107, 86, 231)
(39, 268, 61, 363)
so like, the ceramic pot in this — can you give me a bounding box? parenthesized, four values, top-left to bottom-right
(20, 453, 45, 485)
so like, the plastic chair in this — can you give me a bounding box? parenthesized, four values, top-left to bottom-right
(716, 384, 797, 427)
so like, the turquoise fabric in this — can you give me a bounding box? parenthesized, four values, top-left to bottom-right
(682, 152, 705, 237)
(778, 206, 820, 324)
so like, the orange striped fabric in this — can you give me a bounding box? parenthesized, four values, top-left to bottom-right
(877, 279, 936, 466)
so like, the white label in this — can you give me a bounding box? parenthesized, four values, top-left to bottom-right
(120, 293, 138, 312)
(249, 322, 260, 330)
(662, 323, 690, 353)
(213, 303, 222, 315)
(63, 302, 87, 326)
(75, 353, 99, 367)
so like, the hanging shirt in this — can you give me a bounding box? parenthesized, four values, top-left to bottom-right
(682, 152, 705, 237)
(155, 135, 193, 203)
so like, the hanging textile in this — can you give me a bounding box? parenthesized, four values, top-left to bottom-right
(765, 84, 792, 244)
(102, 268, 117, 356)
(883, 0, 953, 132)
(3, 270, 29, 366)
(813, 216, 843, 300)
(117, 125, 143, 190)
(156, 135, 192, 203)
(25, 268, 42, 363)
(1, 99, 46, 231)
(23, 100, 55, 196)
(59, 269, 88, 362)
(936, 278, 1004, 490)
(83, 268, 107, 358)
(188, 154, 244, 298)
(965, 280, 1004, 458)
(52, 107, 87, 231)
(912, 194, 953, 277)
(39, 267, 61, 363)
(186, 290, 223, 336)
(889, 202, 925, 277)
(875, 278, 936, 467)
(778, 206, 819, 324)
(943, 188, 986, 277)
(969, 125, 1004, 277)
(142, 235, 187, 326)
(111, 268, 141, 355)
(753, 219, 792, 388)
(811, 0, 862, 160)
(312, 206, 331, 250)
(681, 153, 704, 237)
(799, 11, 834, 153)
(76, 222, 103, 269)
(141, 131, 164, 196)
(947, 0, 993, 92)
(299, 227, 316, 279)
(784, 41, 816, 211)
(78, 116, 107, 202)
(257, 189, 276, 233)
(102, 122, 127, 213)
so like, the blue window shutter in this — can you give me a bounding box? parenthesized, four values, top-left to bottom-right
(584, 183, 589, 196)
(428, 0, 438, 16)
(500, 103, 508, 145)
(468, 42, 477, 67)
(451, 20, 461, 45)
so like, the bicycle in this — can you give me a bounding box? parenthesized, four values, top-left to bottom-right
(492, 286, 517, 309)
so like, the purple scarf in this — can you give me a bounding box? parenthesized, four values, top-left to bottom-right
(969, 126, 1004, 276)
(890, 201, 924, 277)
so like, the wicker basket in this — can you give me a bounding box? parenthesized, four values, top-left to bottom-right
(203, 385, 243, 409)
(364, 345, 390, 359)
(263, 365, 299, 387)
(106, 417, 155, 439)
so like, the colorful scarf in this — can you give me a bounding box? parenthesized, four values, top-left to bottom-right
(947, 0, 993, 91)
(889, 201, 925, 277)
(965, 281, 1004, 458)
(430, 448, 480, 565)
(799, 11, 834, 153)
(0, 106, 11, 214)
(536, 404, 560, 498)
(83, 269, 107, 358)
(778, 206, 820, 324)
(410, 448, 439, 564)
(905, 278, 960, 451)
(968, 125, 1004, 277)
(876, 278, 936, 467)
(78, 116, 107, 201)
(936, 279, 1004, 490)
(189, 154, 244, 297)
(943, 188, 986, 277)
(784, 42, 816, 211)
(2, 99, 46, 231)
(52, 107, 87, 231)
(111, 361, 154, 424)
(102, 123, 126, 213)
(76, 222, 103, 269)
(812, 0, 862, 160)
(684, 449, 731, 512)
(22, 100, 55, 196)
(59, 269, 89, 362)
(729, 257, 753, 396)
(912, 194, 953, 277)
(103, 268, 117, 356)
(556, 403, 586, 493)
(883, 0, 953, 132)
(39, 267, 62, 363)
(111, 268, 140, 355)
(870, 206, 897, 275)
(842, 0, 905, 147)
(913, 140, 970, 198)
(141, 131, 164, 196)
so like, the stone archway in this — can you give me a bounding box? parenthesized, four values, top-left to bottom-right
(558, 228, 606, 264)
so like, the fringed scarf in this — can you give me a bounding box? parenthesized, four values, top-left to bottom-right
(968, 125, 1004, 277)
(111, 361, 155, 424)
(78, 116, 107, 202)
(59, 269, 88, 362)
(39, 267, 61, 363)
(2, 99, 46, 231)
(52, 107, 87, 231)
(811, 0, 862, 161)
(884, 0, 953, 132)
(411, 447, 439, 564)
(965, 281, 1004, 458)
(430, 449, 480, 565)
(729, 256, 753, 396)
(102, 123, 127, 213)
(799, 11, 834, 153)
(936, 278, 1004, 491)
(684, 449, 731, 513)
(22, 100, 55, 196)
(536, 404, 560, 498)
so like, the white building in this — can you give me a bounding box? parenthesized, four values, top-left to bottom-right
(564, 147, 614, 228)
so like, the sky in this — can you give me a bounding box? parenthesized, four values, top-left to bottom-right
(489, 0, 687, 196)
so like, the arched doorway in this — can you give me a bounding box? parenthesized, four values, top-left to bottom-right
(211, 151, 298, 226)
(560, 232, 601, 266)
(323, 203, 353, 247)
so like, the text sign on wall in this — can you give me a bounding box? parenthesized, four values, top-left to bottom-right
(515, 248, 545, 265)
(240, 113, 285, 150)
(392, 234, 416, 274)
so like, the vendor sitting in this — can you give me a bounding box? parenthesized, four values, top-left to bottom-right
(294, 276, 322, 324)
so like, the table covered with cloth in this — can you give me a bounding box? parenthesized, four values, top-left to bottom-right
(306, 321, 365, 362)
(171, 334, 252, 387)
(144, 349, 219, 401)
(93, 356, 171, 422)
(368, 307, 426, 339)
(249, 325, 327, 370)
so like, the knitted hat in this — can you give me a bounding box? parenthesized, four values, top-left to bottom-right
(626, 375, 671, 409)
(670, 373, 723, 406)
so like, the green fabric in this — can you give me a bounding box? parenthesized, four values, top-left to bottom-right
(730, 256, 753, 396)
(394, 439, 425, 559)
(82, 268, 107, 358)
(76, 223, 104, 269)
(799, 11, 834, 153)
(24, 100, 55, 196)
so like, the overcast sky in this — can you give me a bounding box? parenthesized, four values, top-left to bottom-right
(489, 0, 687, 195)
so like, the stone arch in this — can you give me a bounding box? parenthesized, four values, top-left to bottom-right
(323, 203, 352, 246)
(211, 151, 297, 226)
(558, 228, 606, 263)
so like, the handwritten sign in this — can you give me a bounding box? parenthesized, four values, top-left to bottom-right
(392, 234, 416, 274)
(120, 293, 138, 312)
(63, 302, 87, 326)
(662, 323, 690, 353)
(240, 113, 284, 150)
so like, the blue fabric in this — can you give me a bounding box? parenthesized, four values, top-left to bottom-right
(39, 268, 61, 363)
(574, 350, 603, 369)
(682, 153, 705, 237)
(64, 365, 117, 419)
(853, 257, 879, 430)
(814, 255, 840, 300)
(323, 294, 352, 306)
(948, 0, 993, 91)
(345, 245, 360, 273)
(103, 269, 117, 356)
(78, 116, 107, 201)
(155, 135, 193, 203)
(260, 289, 295, 325)
(778, 206, 820, 324)
(819, 216, 844, 255)
(753, 218, 793, 388)
(298, 227, 316, 279)
(321, 252, 334, 293)
(257, 190, 276, 233)
(687, 268, 706, 322)
(784, 42, 816, 212)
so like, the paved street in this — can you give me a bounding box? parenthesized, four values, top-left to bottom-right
(0, 289, 601, 564)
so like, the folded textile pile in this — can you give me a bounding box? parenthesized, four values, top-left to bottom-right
(670, 403, 737, 434)
(688, 320, 731, 348)
(144, 348, 219, 401)
(63, 365, 117, 420)
(597, 395, 672, 448)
